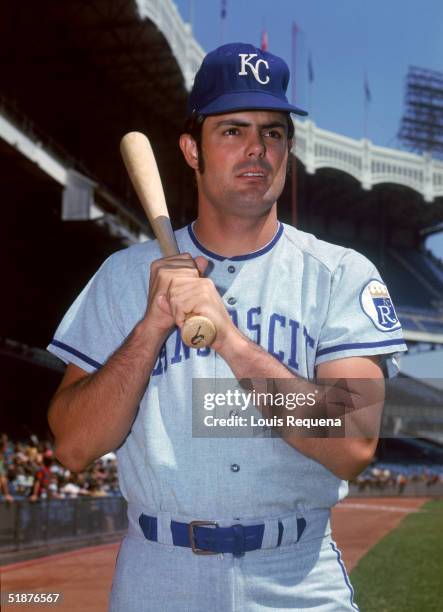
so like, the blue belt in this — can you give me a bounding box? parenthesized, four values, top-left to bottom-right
(139, 513, 306, 556)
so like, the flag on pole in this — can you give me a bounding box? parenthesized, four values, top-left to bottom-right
(221, 0, 227, 19)
(291, 21, 299, 105)
(364, 72, 371, 102)
(308, 53, 314, 83)
(260, 30, 268, 51)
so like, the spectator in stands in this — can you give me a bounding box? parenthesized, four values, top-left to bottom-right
(424, 468, 440, 487)
(109, 477, 121, 495)
(13, 441, 28, 464)
(0, 440, 14, 503)
(90, 459, 107, 483)
(59, 473, 88, 498)
(11, 465, 34, 498)
(380, 468, 393, 487)
(1, 433, 14, 463)
(48, 473, 63, 499)
(88, 478, 107, 497)
(1, 434, 123, 500)
(396, 473, 408, 492)
(351, 461, 443, 492)
(30, 454, 54, 501)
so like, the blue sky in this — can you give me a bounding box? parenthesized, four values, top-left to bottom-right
(173, 0, 443, 376)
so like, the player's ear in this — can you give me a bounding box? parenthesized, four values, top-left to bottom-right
(179, 133, 199, 170)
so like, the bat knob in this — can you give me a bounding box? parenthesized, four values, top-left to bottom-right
(182, 315, 217, 348)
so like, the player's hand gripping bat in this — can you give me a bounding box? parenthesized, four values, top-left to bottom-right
(120, 131, 217, 348)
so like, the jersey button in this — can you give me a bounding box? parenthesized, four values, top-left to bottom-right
(227, 297, 236, 305)
(227, 265, 236, 273)
(230, 464, 240, 473)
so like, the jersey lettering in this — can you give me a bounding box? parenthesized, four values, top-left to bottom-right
(171, 331, 191, 364)
(268, 313, 286, 362)
(303, 326, 316, 379)
(152, 342, 168, 376)
(247, 307, 261, 344)
(377, 302, 398, 326)
(288, 319, 300, 370)
(151, 307, 312, 377)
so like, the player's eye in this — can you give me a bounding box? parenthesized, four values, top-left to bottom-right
(265, 129, 283, 139)
(223, 127, 240, 136)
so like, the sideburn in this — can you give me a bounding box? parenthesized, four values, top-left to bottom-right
(196, 138, 205, 174)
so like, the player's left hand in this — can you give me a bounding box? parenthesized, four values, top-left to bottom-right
(157, 256, 241, 352)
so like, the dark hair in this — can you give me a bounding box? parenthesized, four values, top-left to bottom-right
(183, 113, 295, 173)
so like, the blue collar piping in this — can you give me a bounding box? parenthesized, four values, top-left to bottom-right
(187, 222, 283, 261)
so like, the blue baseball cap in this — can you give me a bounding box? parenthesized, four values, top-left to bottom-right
(187, 42, 308, 118)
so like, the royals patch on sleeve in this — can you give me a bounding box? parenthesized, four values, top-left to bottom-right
(360, 279, 402, 331)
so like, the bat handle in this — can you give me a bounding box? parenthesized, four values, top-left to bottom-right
(182, 315, 217, 348)
(178, 258, 217, 348)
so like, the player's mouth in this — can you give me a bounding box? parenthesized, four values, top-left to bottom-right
(237, 169, 268, 181)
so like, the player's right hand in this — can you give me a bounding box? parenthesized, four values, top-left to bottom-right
(143, 253, 202, 337)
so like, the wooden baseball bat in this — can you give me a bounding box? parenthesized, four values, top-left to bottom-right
(120, 131, 216, 349)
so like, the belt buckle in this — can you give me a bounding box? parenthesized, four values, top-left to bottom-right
(189, 520, 219, 555)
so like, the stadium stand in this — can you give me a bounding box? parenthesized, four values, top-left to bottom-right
(0, 433, 121, 502)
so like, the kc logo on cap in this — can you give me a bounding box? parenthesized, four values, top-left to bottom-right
(187, 42, 307, 118)
(238, 53, 270, 85)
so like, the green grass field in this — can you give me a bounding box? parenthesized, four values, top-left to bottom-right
(350, 499, 443, 612)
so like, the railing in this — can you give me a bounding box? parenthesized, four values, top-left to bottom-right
(0, 497, 128, 553)
(293, 119, 443, 203)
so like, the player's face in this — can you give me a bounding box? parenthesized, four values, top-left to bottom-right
(197, 110, 291, 217)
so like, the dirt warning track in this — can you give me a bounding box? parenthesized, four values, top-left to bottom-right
(1, 543, 119, 611)
(331, 496, 430, 571)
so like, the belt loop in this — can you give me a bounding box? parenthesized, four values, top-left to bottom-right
(261, 518, 279, 549)
(296, 517, 307, 542)
(279, 514, 301, 546)
(156, 511, 173, 545)
(138, 513, 156, 541)
(232, 524, 245, 557)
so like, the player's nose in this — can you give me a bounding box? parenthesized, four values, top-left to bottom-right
(245, 130, 266, 158)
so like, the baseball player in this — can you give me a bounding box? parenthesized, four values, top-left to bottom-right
(47, 43, 407, 611)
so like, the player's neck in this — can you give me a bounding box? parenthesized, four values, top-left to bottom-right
(193, 207, 279, 258)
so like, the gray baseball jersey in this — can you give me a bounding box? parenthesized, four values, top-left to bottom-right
(47, 222, 407, 517)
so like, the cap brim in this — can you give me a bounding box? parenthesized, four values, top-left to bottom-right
(197, 91, 308, 117)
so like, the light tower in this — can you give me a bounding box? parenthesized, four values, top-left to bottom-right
(398, 66, 443, 159)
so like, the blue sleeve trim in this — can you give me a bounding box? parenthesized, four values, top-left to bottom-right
(316, 339, 406, 358)
(50, 339, 102, 370)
